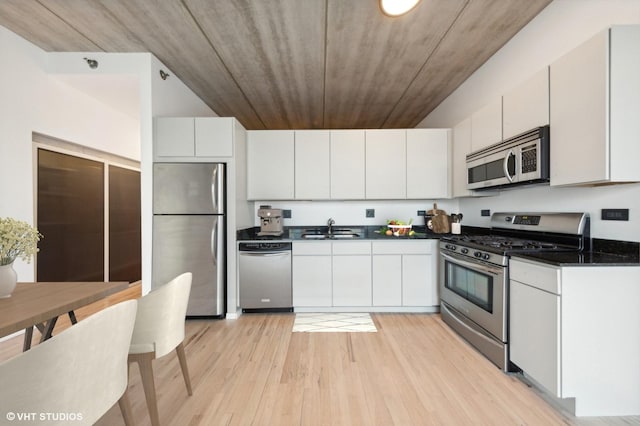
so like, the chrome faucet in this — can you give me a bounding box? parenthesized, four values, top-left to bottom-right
(327, 218, 335, 235)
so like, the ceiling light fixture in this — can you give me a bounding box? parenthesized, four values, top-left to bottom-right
(380, 0, 421, 17)
(83, 57, 98, 69)
(159, 70, 170, 80)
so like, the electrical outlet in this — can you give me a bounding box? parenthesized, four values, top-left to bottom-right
(481, 209, 491, 217)
(601, 208, 628, 221)
(417, 210, 426, 217)
(283, 209, 292, 219)
(366, 209, 375, 218)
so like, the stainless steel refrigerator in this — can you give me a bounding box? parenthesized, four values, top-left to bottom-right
(152, 163, 226, 317)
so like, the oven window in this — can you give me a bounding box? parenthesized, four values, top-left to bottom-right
(444, 260, 493, 313)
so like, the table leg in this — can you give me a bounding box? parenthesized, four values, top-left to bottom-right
(39, 317, 58, 343)
(23, 326, 34, 351)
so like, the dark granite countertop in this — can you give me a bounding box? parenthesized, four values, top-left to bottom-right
(237, 225, 445, 241)
(511, 238, 640, 266)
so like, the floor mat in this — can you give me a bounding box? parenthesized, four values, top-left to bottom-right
(292, 313, 377, 332)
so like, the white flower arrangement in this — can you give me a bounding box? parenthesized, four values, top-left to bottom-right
(0, 217, 43, 266)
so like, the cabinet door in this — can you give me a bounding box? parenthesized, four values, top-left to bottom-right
(402, 254, 434, 306)
(503, 67, 549, 140)
(471, 97, 502, 151)
(295, 130, 330, 199)
(247, 130, 295, 199)
(550, 30, 608, 186)
(365, 129, 406, 199)
(510, 280, 561, 397)
(292, 255, 332, 307)
(452, 118, 472, 197)
(331, 130, 365, 199)
(332, 255, 371, 306)
(372, 255, 402, 306)
(155, 117, 194, 157)
(406, 129, 451, 199)
(195, 117, 233, 157)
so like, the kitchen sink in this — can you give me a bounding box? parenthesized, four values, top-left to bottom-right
(300, 227, 360, 239)
(301, 233, 328, 239)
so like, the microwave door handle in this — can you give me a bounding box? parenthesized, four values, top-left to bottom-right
(503, 150, 515, 182)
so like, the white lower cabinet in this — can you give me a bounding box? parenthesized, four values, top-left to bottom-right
(372, 255, 402, 306)
(332, 255, 372, 306)
(292, 239, 439, 311)
(292, 242, 332, 307)
(509, 257, 640, 417)
(402, 254, 435, 306)
(332, 241, 372, 307)
(372, 240, 437, 307)
(510, 277, 560, 396)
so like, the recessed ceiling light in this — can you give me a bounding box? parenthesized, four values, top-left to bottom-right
(380, 0, 421, 17)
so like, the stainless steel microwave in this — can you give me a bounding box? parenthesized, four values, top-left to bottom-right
(466, 126, 550, 191)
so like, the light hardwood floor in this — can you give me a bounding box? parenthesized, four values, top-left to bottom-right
(2, 297, 639, 425)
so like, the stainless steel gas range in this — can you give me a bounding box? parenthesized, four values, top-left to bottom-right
(438, 212, 590, 371)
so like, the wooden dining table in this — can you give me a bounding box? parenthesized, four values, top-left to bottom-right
(0, 281, 129, 351)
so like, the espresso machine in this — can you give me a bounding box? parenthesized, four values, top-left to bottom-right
(257, 205, 284, 236)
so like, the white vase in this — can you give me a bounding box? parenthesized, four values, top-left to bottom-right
(0, 262, 18, 298)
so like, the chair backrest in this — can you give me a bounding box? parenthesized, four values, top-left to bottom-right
(130, 272, 192, 358)
(0, 299, 137, 425)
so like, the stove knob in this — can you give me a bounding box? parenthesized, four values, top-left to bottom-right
(474, 252, 482, 258)
(446, 244, 457, 250)
(483, 253, 491, 260)
(461, 248, 469, 254)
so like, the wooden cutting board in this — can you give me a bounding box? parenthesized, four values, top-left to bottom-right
(428, 203, 450, 234)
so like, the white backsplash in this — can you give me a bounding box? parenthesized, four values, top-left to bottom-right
(251, 200, 461, 228)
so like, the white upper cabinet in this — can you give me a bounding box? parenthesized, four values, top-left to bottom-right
(247, 130, 295, 199)
(471, 97, 502, 151)
(365, 129, 406, 199)
(406, 129, 451, 199)
(155, 117, 234, 159)
(247, 127, 452, 200)
(155, 117, 194, 157)
(452, 118, 473, 198)
(503, 67, 550, 140)
(550, 26, 640, 186)
(330, 130, 366, 199)
(295, 130, 330, 199)
(194, 117, 234, 157)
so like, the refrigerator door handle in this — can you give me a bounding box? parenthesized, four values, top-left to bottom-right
(211, 164, 225, 214)
(211, 165, 218, 213)
(212, 217, 224, 268)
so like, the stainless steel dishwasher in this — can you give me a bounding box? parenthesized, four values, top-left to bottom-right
(238, 242, 292, 312)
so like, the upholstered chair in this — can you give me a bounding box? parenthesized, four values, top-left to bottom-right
(128, 272, 193, 426)
(0, 300, 138, 425)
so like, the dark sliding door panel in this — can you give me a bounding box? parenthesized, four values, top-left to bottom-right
(37, 149, 104, 281)
(109, 165, 141, 282)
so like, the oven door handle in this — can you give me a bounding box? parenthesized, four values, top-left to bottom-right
(440, 252, 502, 276)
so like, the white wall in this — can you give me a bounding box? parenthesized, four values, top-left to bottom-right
(0, 26, 141, 281)
(418, 0, 640, 242)
(0, 24, 218, 293)
(252, 200, 461, 229)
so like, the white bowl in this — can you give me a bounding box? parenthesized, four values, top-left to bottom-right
(387, 224, 412, 236)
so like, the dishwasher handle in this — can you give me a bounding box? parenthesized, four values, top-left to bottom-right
(239, 252, 290, 257)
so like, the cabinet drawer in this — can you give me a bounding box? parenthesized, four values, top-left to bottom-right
(332, 241, 371, 255)
(293, 241, 331, 256)
(510, 258, 560, 294)
(372, 240, 433, 255)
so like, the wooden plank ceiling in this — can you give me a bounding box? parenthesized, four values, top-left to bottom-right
(0, 0, 552, 130)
